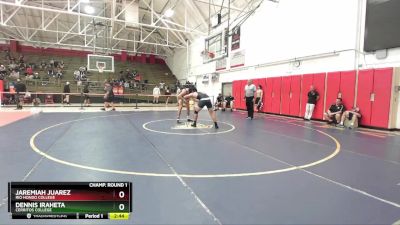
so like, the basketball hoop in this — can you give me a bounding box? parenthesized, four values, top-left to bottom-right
(201, 50, 215, 61)
(97, 65, 104, 74)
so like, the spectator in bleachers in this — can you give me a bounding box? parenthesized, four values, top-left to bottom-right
(48, 68, 54, 77)
(40, 61, 47, 70)
(10, 70, 20, 79)
(19, 54, 24, 64)
(324, 98, 346, 125)
(4, 49, 11, 60)
(9, 62, 17, 71)
(79, 66, 86, 76)
(223, 93, 234, 112)
(63, 82, 71, 105)
(59, 61, 64, 69)
(337, 107, 362, 129)
(33, 72, 40, 80)
(26, 66, 33, 76)
(49, 59, 55, 68)
(153, 85, 160, 104)
(15, 79, 26, 110)
(56, 68, 63, 79)
(159, 81, 165, 91)
(0, 65, 7, 79)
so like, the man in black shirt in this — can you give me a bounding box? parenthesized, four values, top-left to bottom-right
(63, 82, 71, 105)
(15, 79, 26, 109)
(304, 85, 319, 120)
(324, 98, 346, 124)
(223, 94, 234, 112)
(214, 93, 223, 111)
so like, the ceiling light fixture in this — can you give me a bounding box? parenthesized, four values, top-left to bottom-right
(164, 9, 174, 18)
(84, 5, 95, 14)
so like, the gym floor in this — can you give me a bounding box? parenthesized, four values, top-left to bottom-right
(0, 109, 400, 225)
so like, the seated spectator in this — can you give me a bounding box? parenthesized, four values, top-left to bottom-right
(55, 68, 63, 79)
(59, 61, 64, 69)
(47, 68, 54, 77)
(40, 61, 47, 70)
(49, 59, 55, 68)
(214, 93, 223, 111)
(19, 54, 24, 64)
(9, 62, 17, 71)
(0, 65, 7, 77)
(26, 66, 33, 76)
(159, 81, 165, 90)
(323, 98, 346, 125)
(10, 70, 20, 79)
(134, 74, 141, 82)
(79, 66, 86, 76)
(223, 93, 234, 112)
(33, 96, 41, 106)
(33, 72, 40, 80)
(337, 107, 362, 129)
(4, 49, 11, 60)
(74, 70, 80, 80)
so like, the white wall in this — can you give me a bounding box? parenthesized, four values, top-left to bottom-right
(166, 0, 400, 128)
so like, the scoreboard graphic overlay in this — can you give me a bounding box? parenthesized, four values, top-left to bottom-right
(8, 182, 132, 220)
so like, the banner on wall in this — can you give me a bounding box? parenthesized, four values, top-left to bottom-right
(231, 26, 241, 51)
(216, 57, 227, 71)
(230, 50, 245, 68)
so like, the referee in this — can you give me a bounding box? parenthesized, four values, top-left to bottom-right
(244, 79, 256, 120)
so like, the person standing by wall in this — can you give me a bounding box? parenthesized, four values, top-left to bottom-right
(15, 79, 26, 110)
(165, 86, 171, 105)
(244, 79, 256, 120)
(255, 85, 263, 112)
(63, 81, 71, 105)
(83, 83, 90, 107)
(304, 85, 319, 121)
(153, 85, 160, 104)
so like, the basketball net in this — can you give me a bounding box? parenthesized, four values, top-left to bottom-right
(201, 50, 215, 61)
(98, 65, 104, 74)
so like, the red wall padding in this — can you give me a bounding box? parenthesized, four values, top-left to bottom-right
(356, 69, 374, 126)
(325, 71, 341, 112)
(339, 70, 356, 110)
(239, 80, 248, 109)
(265, 78, 274, 113)
(370, 68, 393, 128)
(312, 73, 326, 120)
(289, 75, 302, 117)
(121, 51, 127, 62)
(300, 74, 314, 118)
(232, 81, 241, 110)
(231, 67, 394, 128)
(280, 76, 291, 115)
(149, 54, 156, 64)
(271, 77, 282, 114)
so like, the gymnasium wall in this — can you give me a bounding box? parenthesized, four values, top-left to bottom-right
(166, 0, 400, 128)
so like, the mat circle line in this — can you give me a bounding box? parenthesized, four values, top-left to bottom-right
(29, 114, 341, 178)
(142, 119, 235, 135)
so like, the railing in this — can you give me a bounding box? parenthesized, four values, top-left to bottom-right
(0, 91, 181, 109)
